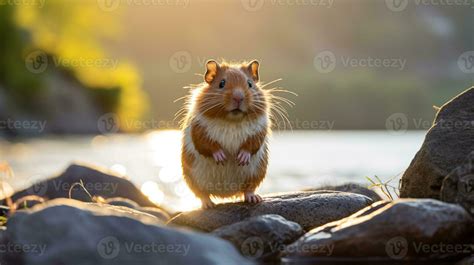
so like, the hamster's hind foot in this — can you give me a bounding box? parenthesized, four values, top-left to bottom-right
(200, 196, 216, 209)
(244, 192, 263, 204)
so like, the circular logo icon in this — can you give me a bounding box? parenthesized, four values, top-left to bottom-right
(169, 51, 192, 74)
(97, 0, 120, 12)
(26, 176, 48, 197)
(97, 113, 120, 134)
(241, 0, 265, 12)
(385, 236, 408, 260)
(385, 0, 408, 12)
(97, 236, 120, 259)
(25, 50, 48, 74)
(385, 113, 409, 134)
(314, 50, 336, 74)
(458, 174, 474, 198)
(457, 51, 474, 74)
(241, 236, 264, 259)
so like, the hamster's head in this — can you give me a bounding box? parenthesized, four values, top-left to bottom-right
(195, 60, 268, 121)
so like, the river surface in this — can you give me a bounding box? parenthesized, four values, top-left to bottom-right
(0, 130, 425, 211)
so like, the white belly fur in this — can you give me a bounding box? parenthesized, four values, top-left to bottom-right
(183, 114, 269, 197)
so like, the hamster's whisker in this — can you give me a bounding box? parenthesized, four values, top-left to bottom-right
(269, 103, 292, 131)
(173, 95, 191, 103)
(266, 87, 298, 97)
(200, 102, 224, 115)
(259, 78, 283, 89)
(269, 95, 295, 107)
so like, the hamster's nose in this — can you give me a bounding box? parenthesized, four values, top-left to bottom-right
(232, 90, 244, 107)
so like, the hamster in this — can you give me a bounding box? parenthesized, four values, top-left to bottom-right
(181, 60, 271, 208)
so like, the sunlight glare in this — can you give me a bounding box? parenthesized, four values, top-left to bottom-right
(173, 181, 201, 211)
(146, 130, 182, 168)
(140, 181, 164, 205)
(110, 163, 127, 177)
(159, 165, 181, 183)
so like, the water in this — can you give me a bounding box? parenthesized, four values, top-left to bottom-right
(0, 130, 425, 211)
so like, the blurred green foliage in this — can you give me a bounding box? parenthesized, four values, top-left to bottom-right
(0, 1, 148, 133)
(0, 5, 43, 111)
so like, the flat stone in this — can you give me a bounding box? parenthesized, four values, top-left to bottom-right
(306, 183, 382, 201)
(169, 191, 372, 232)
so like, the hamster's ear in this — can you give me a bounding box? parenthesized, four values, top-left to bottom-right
(205, 60, 219, 84)
(247, 60, 260, 82)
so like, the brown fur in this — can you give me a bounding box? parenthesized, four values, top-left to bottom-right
(239, 129, 267, 155)
(190, 122, 222, 157)
(181, 60, 271, 206)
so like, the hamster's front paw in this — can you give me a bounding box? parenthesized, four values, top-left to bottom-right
(212, 149, 227, 165)
(237, 150, 251, 166)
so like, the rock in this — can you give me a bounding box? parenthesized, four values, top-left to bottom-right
(4, 163, 159, 208)
(3, 198, 253, 265)
(212, 214, 304, 261)
(105, 197, 140, 209)
(441, 152, 474, 215)
(169, 191, 372, 232)
(456, 256, 474, 265)
(400, 87, 474, 199)
(284, 199, 473, 261)
(306, 183, 382, 201)
(105, 197, 170, 221)
(138, 207, 170, 222)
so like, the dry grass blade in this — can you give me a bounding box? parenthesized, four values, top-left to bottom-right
(69, 180, 94, 202)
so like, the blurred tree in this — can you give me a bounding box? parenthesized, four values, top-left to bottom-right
(0, 1, 149, 134)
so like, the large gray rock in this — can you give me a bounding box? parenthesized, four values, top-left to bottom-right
(212, 214, 304, 261)
(456, 256, 474, 265)
(3, 198, 252, 265)
(169, 191, 372, 231)
(400, 87, 474, 199)
(284, 199, 473, 261)
(306, 182, 382, 202)
(4, 163, 160, 208)
(105, 197, 170, 222)
(441, 152, 474, 215)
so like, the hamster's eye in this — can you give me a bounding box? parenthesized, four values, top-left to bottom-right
(247, 80, 253, 89)
(219, 79, 226, 89)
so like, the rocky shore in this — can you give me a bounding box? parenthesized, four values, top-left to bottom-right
(0, 87, 473, 264)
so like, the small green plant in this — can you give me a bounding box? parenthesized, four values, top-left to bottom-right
(366, 175, 400, 200)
